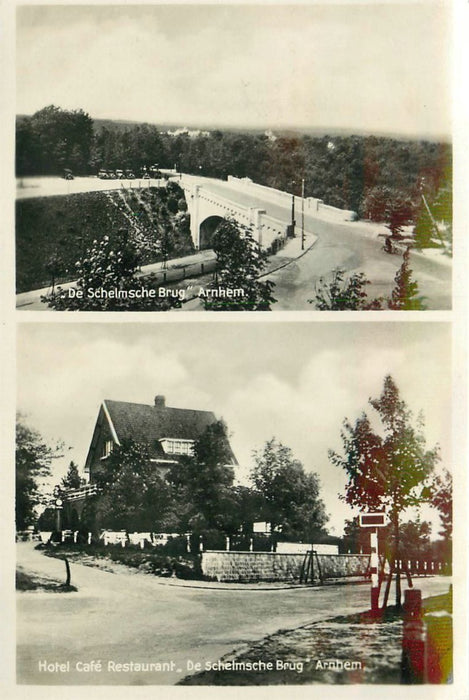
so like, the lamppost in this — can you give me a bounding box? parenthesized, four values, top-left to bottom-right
(290, 180, 296, 238)
(53, 486, 63, 534)
(301, 178, 305, 251)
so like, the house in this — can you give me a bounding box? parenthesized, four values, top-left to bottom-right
(61, 394, 237, 531)
(85, 394, 237, 482)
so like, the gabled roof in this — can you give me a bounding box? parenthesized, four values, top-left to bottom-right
(86, 398, 237, 467)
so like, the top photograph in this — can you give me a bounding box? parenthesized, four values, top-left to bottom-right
(15, 3, 452, 312)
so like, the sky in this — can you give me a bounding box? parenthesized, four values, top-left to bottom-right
(17, 320, 452, 535)
(16, 2, 451, 137)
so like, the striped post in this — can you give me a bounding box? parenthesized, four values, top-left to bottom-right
(370, 529, 379, 613)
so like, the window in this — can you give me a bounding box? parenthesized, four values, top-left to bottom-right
(160, 438, 194, 456)
(101, 440, 114, 459)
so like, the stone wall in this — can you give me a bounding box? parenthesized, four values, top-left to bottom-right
(201, 551, 369, 583)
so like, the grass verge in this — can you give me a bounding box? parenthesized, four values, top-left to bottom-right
(16, 568, 77, 593)
(179, 590, 452, 685)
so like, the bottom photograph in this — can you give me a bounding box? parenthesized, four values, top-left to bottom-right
(16, 321, 453, 686)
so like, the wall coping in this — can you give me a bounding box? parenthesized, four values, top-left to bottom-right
(204, 550, 369, 558)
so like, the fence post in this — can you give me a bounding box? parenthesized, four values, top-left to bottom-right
(401, 588, 425, 684)
(225, 536, 230, 551)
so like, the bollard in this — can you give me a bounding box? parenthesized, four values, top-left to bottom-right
(225, 536, 230, 551)
(401, 589, 425, 683)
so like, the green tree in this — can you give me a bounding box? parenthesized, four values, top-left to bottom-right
(16, 414, 65, 530)
(92, 439, 171, 532)
(413, 208, 436, 249)
(250, 438, 328, 540)
(329, 375, 439, 607)
(204, 219, 276, 311)
(388, 248, 426, 310)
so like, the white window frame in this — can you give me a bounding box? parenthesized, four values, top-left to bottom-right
(100, 440, 114, 459)
(160, 438, 194, 456)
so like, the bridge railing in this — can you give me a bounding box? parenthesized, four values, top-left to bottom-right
(226, 175, 357, 222)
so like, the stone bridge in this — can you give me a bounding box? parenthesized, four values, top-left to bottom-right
(180, 180, 289, 251)
(176, 174, 357, 251)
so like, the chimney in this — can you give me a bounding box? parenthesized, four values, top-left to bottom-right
(154, 395, 166, 408)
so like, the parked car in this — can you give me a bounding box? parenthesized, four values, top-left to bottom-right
(107, 170, 117, 179)
(63, 168, 74, 180)
(115, 169, 124, 179)
(125, 169, 136, 179)
(98, 169, 109, 179)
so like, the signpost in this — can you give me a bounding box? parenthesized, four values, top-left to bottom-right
(359, 512, 388, 614)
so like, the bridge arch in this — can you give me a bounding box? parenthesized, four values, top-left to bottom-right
(199, 216, 224, 250)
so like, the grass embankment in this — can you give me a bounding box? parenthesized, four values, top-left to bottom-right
(16, 185, 193, 293)
(41, 542, 203, 580)
(179, 590, 452, 686)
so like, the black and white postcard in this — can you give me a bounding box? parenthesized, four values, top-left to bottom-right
(1, 1, 468, 698)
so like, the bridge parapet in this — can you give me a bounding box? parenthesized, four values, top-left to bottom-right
(181, 181, 287, 249)
(226, 175, 356, 222)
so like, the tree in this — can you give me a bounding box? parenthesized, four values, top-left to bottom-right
(388, 248, 426, 310)
(250, 438, 328, 540)
(329, 375, 439, 607)
(342, 516, 371, 554)
(92, 439, 171, 532)
(431, 468, 452, 543)
(42, 231, 180, 311)
(166, 421, 237, 533)
(413, 208, 435, 249)
(60, 461, 85, 491)
(384, 193, 414, 238)
(310, 269, 383, 310)
(16, 414, 65, 530)
(204, 219, 276, 311)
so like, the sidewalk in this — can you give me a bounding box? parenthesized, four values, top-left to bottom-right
(16, 249, 217, 310)
(15, 234, 315, 311)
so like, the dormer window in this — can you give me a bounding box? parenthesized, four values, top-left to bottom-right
(101, 440, 114, 459)
(160, 438, 194, 456)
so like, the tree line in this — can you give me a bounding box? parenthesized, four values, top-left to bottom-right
(17, 105, 451, 229)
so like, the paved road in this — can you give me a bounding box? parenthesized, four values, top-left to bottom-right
(16, 175, 452, 310)
(16, 176, 165, 199)
(16, 543, 450, 685)
(180, 176, 452, 310)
